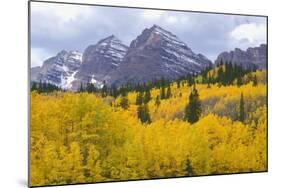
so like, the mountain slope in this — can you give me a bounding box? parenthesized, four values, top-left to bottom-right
(31, 50, 82, 89)
(31, 26, 267, 91)
(215, 44, 267, 69)
(108, 25, 212, 86)
(72, 35, 128, 89)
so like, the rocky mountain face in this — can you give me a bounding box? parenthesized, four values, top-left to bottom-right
(108, 25, 212, 86)
(215, 44, 267, 69)
(31, 25, 212, 90)
(30, 66, 41, 81)
(72, 35, 128, 89)
(31, 25, 267, 91)
(31, 50, 82, 89)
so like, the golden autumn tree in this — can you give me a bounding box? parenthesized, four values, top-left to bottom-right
(30, 69, 267, 186)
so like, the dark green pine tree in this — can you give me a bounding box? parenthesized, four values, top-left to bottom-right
(181, 81, 185, 87)
(111, 85, 118, 98)
(79, 82, 84, 92)
(166, 85, 172, 98)
(42, 82, 47, 92)
(217, 66, 224, 84)
(86, 83, 96, 93)
(136, 92, 143, 105)
(219, 59, 224, 66)
(228, 62, 234, 84)
(253, 75, 258, 86)
(184, 86, 202, 124)
(207, 74, 211, 88)
(137, 105, 143, 122)
(187, 75, 194, 86)
(101, 81, 107, 97)
(137, 104, 151, 124)
(143, 89, 151, 104)
(31, 82, 37, 91)
(237, 76, 243, 87)
(38, 80, 43, 93)
(46, 83, 51, 93)
(207, 80, 211, 88)
(185, 158, 193, 176)
(238, 92, 245, 122)
(160, 86, 166, 99)
(177, 80, 181, 88)
(143, 104, 151, 123)
(155, 95, 161, 107)
(120, 94, 129, 109)
(224, 62, 234, 85)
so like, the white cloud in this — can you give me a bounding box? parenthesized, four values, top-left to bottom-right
(31, 2, 94, 40)
(141, 10, 190, 26)
(31, 48, 53, 67)
(166, 15, 178, 24)
(142, 10, 164, 20)
(30, 3, 267, 64)
(230, 23, 266, 45)
(31, 2, 92, 23)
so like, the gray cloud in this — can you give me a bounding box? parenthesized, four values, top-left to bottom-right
(30, 2, 267, 67)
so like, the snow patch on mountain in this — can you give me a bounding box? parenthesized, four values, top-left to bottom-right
(91, 75, 104, 88)
(61, 71, 78, 89)
(31, 50, 82, 89)
(152, 25, 186, 46)
(96, 35, 128, 62)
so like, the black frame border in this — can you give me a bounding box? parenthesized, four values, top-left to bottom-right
(28, 0, 269, 187)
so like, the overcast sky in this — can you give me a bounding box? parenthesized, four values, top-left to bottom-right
(30, 1, 267, 67)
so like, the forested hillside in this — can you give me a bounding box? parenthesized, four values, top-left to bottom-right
(30, 65, 267, 186)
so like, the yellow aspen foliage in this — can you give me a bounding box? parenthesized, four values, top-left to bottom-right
(30, 70, 267, 186)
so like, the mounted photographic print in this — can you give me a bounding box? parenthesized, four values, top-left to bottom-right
(29, 0, 268, 187)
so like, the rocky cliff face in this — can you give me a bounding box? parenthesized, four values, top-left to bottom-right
(108, 25, 212, 86)
(31, 25, 267, 91)
(215, 44, 267, 69)
(31, 25, 212, 90)
(31, 50, 82, 89)
(30, 66, 41, 82)
(72, 35, 128, 89)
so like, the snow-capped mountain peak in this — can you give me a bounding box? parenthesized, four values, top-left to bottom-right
(31, 26, 213, 90)
(71, 36, 129, 90)
(150, 25, 187, 46)
(95, 35, 128, 62)
(68, 50, 83, 62)
(108, 25, 212, 86)
(31, 50, 82, 89)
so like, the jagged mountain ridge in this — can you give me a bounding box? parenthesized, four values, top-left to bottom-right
(215, 44, 267, 69)
(72, 35, 129, 89)
(31, 50, 82, 89)
(31, 25, 267, 91)
(107, 25, 212, 86)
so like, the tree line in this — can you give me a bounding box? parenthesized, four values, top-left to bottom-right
(31, 81, 61, 93)
(32, 61, 258, 96)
